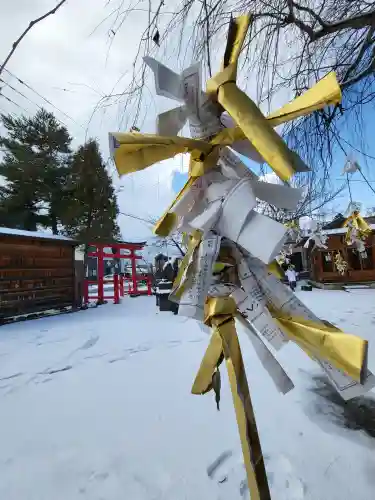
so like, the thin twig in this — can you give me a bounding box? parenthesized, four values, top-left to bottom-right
(0, 0, 68, 78)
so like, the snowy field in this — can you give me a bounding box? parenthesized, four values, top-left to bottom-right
(1, 289, 375, 500)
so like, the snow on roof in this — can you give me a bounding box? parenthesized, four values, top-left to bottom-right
(0, 227, 76, 243)
(323, 223, 375, 235)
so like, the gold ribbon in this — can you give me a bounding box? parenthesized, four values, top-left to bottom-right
(192, 297, 271, 500)
(267, 260, 284, 279)
(268, 308, 368, 383)
(110, 15, 341, 237)
(284, 220, 298, 230)
(170, 229, 202, 300)
(342, 211, 371, 245)
(206, 14, 340, 182)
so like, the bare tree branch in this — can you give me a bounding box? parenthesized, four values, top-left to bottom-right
(119, 211, 186, 256)
(98, 0, 375, 221)
(0, 0, 68, 78)
(312, 9, 375, 41)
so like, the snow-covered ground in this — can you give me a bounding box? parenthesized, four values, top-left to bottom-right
(1, 289, 375, 500)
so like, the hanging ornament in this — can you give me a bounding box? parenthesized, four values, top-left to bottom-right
(152, 29, 160, 47)
(298, 217, 329, 252)
(343, 210, 371, 259)
(344, 201, 362, 217)
(342, 156, 360, 174)
(334, 252, 348, 275)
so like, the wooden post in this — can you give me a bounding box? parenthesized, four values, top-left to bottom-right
(131, 250, 137, 294)
(97, 244, 104, 303)
(119, 275, 124, 297)
(113, 274, 119, 304)
(83, 277, 89, 305)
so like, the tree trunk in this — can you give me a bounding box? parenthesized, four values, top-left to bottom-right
(50, 212, 58, 235)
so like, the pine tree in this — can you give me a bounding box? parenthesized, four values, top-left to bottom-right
(0, 109, 71, 232)
(62, 139, 120, 245)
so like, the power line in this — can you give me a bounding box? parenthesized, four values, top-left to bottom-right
(4, 68, 84, 129)
(335, 178, 375, 183)
(0, 77, 70, 130)
(0, 92, 30, 113)
(0, 78, 42, 111)
(359, 168, 375, 197)
(336, 133, 375, 162)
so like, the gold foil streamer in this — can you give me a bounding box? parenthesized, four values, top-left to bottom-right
(107, 14, 351, 500)
(192, 297, 271, 500)
(343, 211, 372, 245)
(269, 309, 368, 383)
(205, 15, 340, 181)
(110, 16, 341, 236)
(170, 230, 202, 300)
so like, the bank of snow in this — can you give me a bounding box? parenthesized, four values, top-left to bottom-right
(0, 289, 375, 500)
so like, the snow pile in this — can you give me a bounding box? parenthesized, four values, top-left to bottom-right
(0, 289, 375, 499)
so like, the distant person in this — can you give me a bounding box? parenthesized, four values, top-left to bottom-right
(285, 266, 297, 292)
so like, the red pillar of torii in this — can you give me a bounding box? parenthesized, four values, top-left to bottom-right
(85, 241, 151, 304)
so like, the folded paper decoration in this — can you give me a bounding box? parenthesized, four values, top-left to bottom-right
(343, 211, 371, 255)
(109, 13, 373, 499)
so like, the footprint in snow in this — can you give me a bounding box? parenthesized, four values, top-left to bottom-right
(84, 353, 108, 360)
(207, 450, 305, 499)
(79, 336, 99, 350)
(0, 372, 23, 382)
(45, 365, 73, 375)
(108, 355, 128, 364)
(266, 454, 306, 500)
(207, 450, 247, 495)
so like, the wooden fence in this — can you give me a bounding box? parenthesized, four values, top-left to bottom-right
(0, 232, 77, 320)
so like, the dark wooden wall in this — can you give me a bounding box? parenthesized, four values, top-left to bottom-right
(311, 233, 375, 283)
(0, 235, 76, 319)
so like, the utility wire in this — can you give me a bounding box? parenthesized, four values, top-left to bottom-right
(358, 168, 375, 196)
(0, 78, 42, 111)
(335, 178, 375, 183)
(0, 92, 29, 113)
(331, 126, 353, 203)
(4, 68, 84, 129)
(0, 77, 73, 130)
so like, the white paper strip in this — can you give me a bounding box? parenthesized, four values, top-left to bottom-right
(217, 178, 257, 241)
(189, 200, 222, 234)
(236, 256, 288, 347)
(157, 106, 188, 136)
(237, 212, 287, 264)
(218, 147, 259, 181)
(178, 233, 221, 321)
(251, 180, 302, 211)
(144, 56, 183, 101)
(236, 315, 294, 395)
(244, 253, 375, 399)
(317, 360, 375, 401)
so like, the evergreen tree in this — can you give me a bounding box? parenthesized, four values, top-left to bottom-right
(62, 139, 120, 245)
(0, 109, 71, 232)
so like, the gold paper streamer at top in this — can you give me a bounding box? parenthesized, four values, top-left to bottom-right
(206, 14, 341, 181)
(110, 14, 342, 237)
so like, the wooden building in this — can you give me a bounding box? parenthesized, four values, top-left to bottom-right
(0, 228, 78, 321)
(310, 215, 375, 284)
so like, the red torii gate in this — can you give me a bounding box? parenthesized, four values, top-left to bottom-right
(84, 241, 151, 304)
